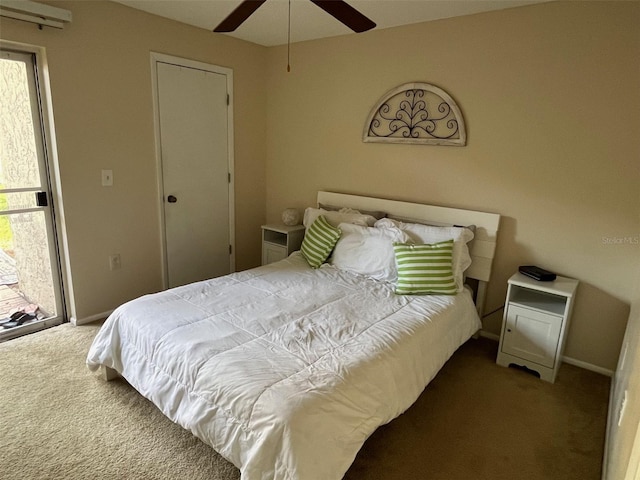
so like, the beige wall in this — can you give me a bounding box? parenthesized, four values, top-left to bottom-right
(265, 1, 640, 371)
(0, 1, 267, 321)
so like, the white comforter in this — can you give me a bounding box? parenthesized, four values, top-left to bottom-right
(87, 252, 480, 480)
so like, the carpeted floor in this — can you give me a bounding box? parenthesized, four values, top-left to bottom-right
(0, 323, 609, 479)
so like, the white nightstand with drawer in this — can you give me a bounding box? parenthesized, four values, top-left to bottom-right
(496, 272, 578, 383)
(261, 224, 305, 265)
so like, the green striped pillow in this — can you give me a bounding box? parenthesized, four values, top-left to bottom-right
(301, 215, 341, 268)
(393, 240, 457, 295)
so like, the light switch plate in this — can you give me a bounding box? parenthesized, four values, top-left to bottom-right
(101, 169, 113, 187)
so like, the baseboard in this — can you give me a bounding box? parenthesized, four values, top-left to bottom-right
(477, 330, 614, 377)
(478, 330, 500, 342)
(70, 310, 112, 326)
(562, 356, 614, 377)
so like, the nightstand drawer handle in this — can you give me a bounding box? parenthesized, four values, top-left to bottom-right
(507, 328, 512, 332)
(167, 195, 177, 203)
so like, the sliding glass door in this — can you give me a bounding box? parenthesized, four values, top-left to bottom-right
(0, 48, 64, 341)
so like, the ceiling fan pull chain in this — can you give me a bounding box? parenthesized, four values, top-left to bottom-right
(287, 0, 291, 72)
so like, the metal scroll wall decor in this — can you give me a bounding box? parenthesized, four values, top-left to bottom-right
(363, 82, 466, 146)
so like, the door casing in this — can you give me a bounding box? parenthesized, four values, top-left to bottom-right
(150, 52, 235, 289)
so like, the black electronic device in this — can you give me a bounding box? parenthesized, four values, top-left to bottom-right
(519, 265, 557, 282)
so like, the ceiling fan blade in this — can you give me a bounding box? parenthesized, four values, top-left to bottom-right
(309, 0, 376, 33)
(213, 0, 268, 33)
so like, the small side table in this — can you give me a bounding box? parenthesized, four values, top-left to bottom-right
(496, 272, 578, 383)
(261, 224, 305, 265)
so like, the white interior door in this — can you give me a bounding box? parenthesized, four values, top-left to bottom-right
(156, 61, 231, 288)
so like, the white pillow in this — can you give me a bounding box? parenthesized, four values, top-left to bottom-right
(375, 218, 474, 292)
(330, 223, 409, 283)
(303, 207, 377, 229)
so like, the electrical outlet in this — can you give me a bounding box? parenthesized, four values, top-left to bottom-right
(109, 254, 121, 271)
(618, 390, 628, 426)
(102, 169, 113, 187)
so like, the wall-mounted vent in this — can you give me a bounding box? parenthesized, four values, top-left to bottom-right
(0, 0, 72, 29)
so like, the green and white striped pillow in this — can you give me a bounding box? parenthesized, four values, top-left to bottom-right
(393, 240, 457, 295)
(301, 215, 341, 269)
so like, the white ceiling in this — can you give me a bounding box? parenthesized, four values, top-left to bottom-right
(114, 0, 549, 47)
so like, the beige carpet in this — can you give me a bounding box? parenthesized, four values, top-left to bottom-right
(0, 323, 609, 479)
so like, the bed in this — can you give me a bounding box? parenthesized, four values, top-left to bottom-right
(86, 191, 500, 480)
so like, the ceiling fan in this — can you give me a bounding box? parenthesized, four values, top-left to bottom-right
(213, 0, 376, 34)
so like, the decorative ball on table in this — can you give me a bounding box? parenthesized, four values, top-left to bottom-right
(281, 208, 301, 226)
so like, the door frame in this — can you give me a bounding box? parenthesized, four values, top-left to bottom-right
(0, 40, 72, 329)
(150, 52, 235, 289)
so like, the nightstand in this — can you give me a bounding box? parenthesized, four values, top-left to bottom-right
(496, 272, 578, 383)
(261, 224, 305, 265)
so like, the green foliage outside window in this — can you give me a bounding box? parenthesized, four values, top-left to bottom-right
(0, 186, 14, 252)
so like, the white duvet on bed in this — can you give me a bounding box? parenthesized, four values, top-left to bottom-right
(87, 252, 480, 480)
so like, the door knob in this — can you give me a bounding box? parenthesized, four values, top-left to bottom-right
(167, 195, 177, 203)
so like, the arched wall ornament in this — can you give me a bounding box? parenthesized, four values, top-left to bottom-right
(363, 82, 466, 146)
